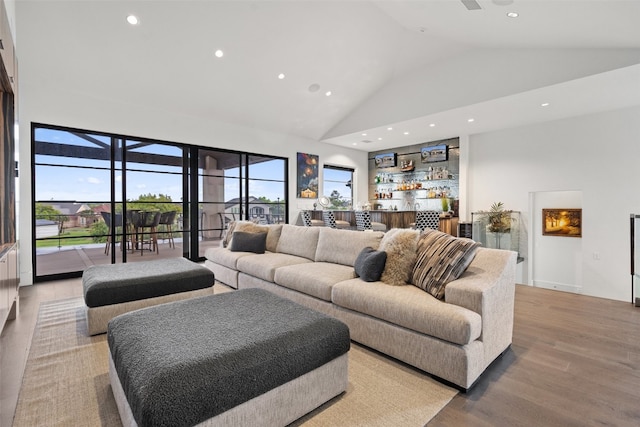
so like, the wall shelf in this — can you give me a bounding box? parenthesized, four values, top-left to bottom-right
(368, 139, 459, 213)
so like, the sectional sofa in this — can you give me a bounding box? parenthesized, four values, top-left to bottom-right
(204, 221, 517, 390)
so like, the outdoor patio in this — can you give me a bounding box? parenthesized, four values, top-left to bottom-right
(35, 237, 222, 277)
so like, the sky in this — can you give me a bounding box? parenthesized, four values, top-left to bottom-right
(33, 128, 350, 205)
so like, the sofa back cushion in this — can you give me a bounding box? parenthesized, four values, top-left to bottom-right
(276, 224, 320, 260)
(264, 224, 283, 252)
(315, 227, 384, 266)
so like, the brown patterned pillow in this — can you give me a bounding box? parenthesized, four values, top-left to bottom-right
(411, 229, 480, 299)
(378, 228, 420, 286)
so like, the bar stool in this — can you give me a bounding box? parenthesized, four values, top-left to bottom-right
(322, 211, 350, 229)
(355, 210, 387, 232)
(136, 211, 161, 255)
(301, 210, 324, 227)
(412, 210, 440, 232)
(101, 211, 124, 254)
(159, 211, 177, 248)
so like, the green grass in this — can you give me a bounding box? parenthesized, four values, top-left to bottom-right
(36, 227, 100, 248)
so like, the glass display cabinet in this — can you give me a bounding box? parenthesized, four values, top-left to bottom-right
(471, 210, 521, 258)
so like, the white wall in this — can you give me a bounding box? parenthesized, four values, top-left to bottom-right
(17, 82, 368, 285)
(467, 106, 640, 302)
(530, 190, 583, 294)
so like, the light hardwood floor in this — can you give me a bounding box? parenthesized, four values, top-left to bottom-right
(1, 281, 639, 426)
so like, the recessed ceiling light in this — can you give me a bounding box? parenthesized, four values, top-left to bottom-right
(325, 91, 332, 97)
(403, 131, 410, 135)
(506, 12, 519, 18)
(541, 102, 550, 107)
(429, 123, 435, 127)
(352, 142, 358, 146)
(361, 133, 367, 136)
(377, 137, 382, 141)
(126, 15, 139, 25)
(468, 118, 475, 123)
(214, 49, 224, 58)
(387, 127, 393, 131)
(308, 84, 320, 93)
(278, 73, 285, 80)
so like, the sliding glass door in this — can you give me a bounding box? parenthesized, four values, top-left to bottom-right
(32, 123, 287, 282)
(33, 127, 116, 277)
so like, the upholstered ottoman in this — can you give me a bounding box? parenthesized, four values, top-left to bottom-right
(107, 288, 350, 427)
(83, 258, 214, 335)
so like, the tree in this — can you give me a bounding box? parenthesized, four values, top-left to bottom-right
(126, 193, 182, 213)
(35, 203, 67, 221)
(329, 190, 349, 209)
(90, 221, 109, 243)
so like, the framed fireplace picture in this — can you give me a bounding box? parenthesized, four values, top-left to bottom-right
(542, 208, 582, 237)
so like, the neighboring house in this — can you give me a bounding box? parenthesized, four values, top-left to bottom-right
(224, 196, 276, 224)
(41, 202, 93, 228)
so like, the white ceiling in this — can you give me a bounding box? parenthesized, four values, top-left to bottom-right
(16, 0, 640, 151)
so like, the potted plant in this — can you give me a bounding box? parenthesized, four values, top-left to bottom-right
(482, 202, 515, 249)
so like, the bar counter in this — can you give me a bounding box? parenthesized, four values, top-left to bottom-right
(309, 210, 459, 237)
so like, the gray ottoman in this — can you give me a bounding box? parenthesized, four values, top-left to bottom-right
(107, 288, 350, 427)
(83, 257, 214, 335)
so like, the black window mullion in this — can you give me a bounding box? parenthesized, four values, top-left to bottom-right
(189, 146, 198, 260)
(121, 138, 129, 263)
(108, 136, 116, 264)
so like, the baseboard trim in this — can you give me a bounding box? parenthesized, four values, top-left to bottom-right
(533, 280, 581, 294)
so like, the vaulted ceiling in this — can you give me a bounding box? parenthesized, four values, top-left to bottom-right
(16, 0, 640, 151)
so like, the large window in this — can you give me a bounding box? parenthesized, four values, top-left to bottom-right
(32, 123, 287, 281)
(323, 165, 353, 209)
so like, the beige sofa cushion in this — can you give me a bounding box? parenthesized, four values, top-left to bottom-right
(315, 228, 384, 266)
(276, 224, 320, 260)
(274, 262, 357, 301)
(265, 224, 283, 253)
(204, 247, 255, 270)
(332, 278, 482, 345)
(236, 252, 312, 282)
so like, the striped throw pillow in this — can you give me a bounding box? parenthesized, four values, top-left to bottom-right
(412, 229, 480, 299)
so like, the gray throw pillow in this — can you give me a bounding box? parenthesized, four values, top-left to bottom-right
(229, 231, 267, 254)
(354, 247, 387, 282)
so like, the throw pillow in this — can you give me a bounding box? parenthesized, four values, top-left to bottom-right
(227, 221, 269, 248)
(221, 220, 238, 248)
(229, 231, 268, 253)
(354, 247, 387, 282)
(378, 228, 421, 286)
(412, 229, 480, 300)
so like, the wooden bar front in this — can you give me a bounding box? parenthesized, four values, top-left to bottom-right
(310, 210, 458, 236)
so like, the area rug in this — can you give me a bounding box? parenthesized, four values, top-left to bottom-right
(13, 297, 457, 427)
